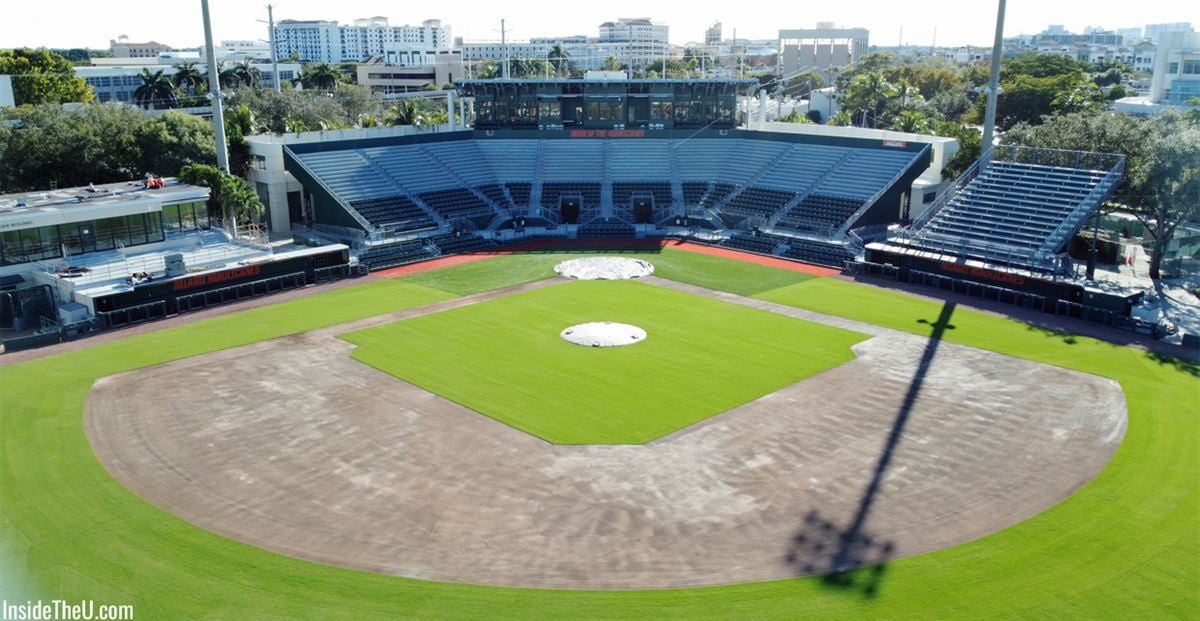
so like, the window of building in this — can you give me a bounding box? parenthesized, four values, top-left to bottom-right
(252, 154, 267, 170)
(1183, 60, 1200, 74)
(1169, 62, 1179, 73)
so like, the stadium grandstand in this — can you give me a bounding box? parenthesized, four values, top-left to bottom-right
(283, 79, 932, 272)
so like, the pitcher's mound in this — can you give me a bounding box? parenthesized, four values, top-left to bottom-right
(560, 322, 647, 347)
(555, 257, 654, 280)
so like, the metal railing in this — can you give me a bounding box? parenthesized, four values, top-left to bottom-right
(991, 144, 1125, 172)
(906, 147, 992, 234)
(835, 142, 933, 240)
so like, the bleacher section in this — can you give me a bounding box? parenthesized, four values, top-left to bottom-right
(612, 182, 673, 208)
(286, 133, 932, 272)
(901, 151, 1123, 271)
(780, 237, 855, 267)
(505, 182, 532, 207)
(477, 184, 513, 210)
(542, 182, 602, 209)
(358, 239, 432, 270)
(418, 188, 494, 223)
(577, 221, 637, 239)
(722, 233, 778, 255)
(719, 187, 796, 220)
(776, 194, 863, 232)
(350, 196, 436, 231)
(427, 233, 495, 255)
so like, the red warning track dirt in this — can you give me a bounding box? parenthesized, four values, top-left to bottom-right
(373, 239, 839, 278)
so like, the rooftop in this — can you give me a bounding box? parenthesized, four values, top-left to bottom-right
(0, 178, 209, 219)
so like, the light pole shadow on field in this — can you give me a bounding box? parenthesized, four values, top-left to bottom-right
(785, 302, 957, 599)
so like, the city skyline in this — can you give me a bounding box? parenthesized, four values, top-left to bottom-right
(0, 0, 1191, 51)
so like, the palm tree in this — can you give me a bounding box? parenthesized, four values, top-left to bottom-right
(231, 58, 260, 88)
(548, 44, 570, 78)
(172, 61, 205, 95)
(845, 72, 897, 128)
(300, 62, 340, 90)
(601, 56, 622, 72)
(218, 64, 241, 90)
(133, 69, 177, 109)
(828, 109, 854, 127)
(892, 109, 932, 134)
(385, 100, 427, 127)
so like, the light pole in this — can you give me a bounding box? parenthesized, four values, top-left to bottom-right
(200, 0, 229, 173)
(980, 0, 1007, 163)
(259, 4, 281, 94)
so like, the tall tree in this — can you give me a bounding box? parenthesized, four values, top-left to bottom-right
(1139, 127, 1200, 279)
(172, 61, 205, 94)
(892, 109, 932, 134)
(0, 48, 93, 105)
(844, 72, 897, 128)
(0, 104, 213, 192)
(601, 56, 622, 72)
(548, 44, 571, 78)
(300, 62, 341, 90)
(133, 68, 178, 109)
(231, 58, 261, 88)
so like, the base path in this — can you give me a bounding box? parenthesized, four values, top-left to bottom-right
(373, 239, 838, 278)
(85, 280, 1126, 589)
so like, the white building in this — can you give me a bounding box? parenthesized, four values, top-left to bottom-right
(1149, 31, 1200, 104)
(218, 40, 272, 60)
(778, 25, 869, 75)
(109, 35, 171, 58)
(274, 17, 450, 63)
(598, 18, 670, 67)
(1114, 31, 1200, 115)
(1144, 22, 1193, 44)
(76, 62, 302, 105)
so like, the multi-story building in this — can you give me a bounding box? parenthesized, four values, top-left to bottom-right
(705, 22, 723, 48)
(778, 24, 869, 75)
(1144, 22, 1193, 44)
(357, 53, 464, 93)
(598, 18, 670, 67)
(76, 62, 302, 105)
(218, 40, 272, 61)
(109, 35, 171, 58)
(1149, 31, 1200, 104)
(274, 17, 450, 63)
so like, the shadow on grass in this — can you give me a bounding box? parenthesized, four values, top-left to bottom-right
(1145, 350, 1200, 377)
(789, 302, 957, 599)
(1025, 322, 1080, 345)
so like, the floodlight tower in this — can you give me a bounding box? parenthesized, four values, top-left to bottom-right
(980, 0, 1007, 164)
(201, 0, 229, 173)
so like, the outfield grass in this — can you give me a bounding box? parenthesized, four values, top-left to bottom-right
(343, 280, 864, 444)
(0, 251, 1195, 619)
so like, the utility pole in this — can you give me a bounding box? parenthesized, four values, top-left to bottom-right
(267, 4, 280, 93)
(501, 19, 509, 79)
(980, 0, 1007, 163)
(201, 0, 229, 173)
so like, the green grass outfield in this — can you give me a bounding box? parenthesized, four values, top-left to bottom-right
(0, 249, 1195, 619)
(343, 280, 865, 444)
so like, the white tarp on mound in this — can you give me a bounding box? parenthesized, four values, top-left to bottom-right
(554, 257, 654, 280)
(560, 322, 647, 347)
